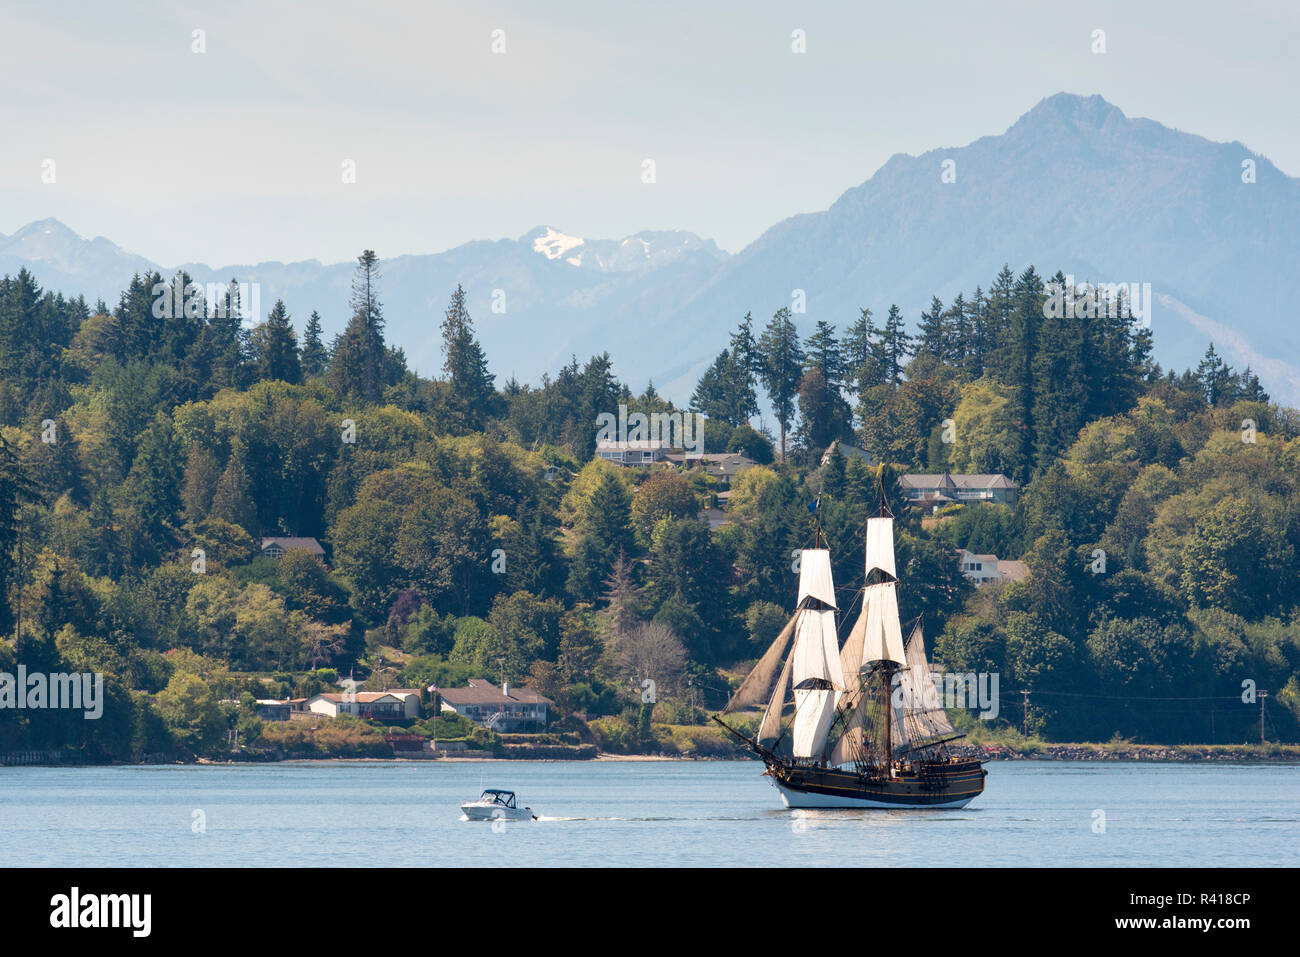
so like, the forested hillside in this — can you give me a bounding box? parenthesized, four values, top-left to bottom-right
(0, 252, 1296, 760)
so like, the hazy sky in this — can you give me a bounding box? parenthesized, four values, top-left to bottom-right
(2, 0, 1296, 266)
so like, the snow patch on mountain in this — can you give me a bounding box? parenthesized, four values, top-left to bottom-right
(532, 227, 584, 261)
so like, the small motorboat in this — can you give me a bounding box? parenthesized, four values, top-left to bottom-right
(460, 789, 536, 822)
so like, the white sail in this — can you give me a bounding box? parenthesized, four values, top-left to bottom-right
(865, 516, 896, 578)
(836, 600, 868, 696)
(900, 622, 955, 739)
(796, 548, 837, 609)
(757, 654, 794, 745)
(722, 610, 799, 714)
(891, 690, 909, 752)
(790, 549, 843, 758)
(827, 687, 866, 767)
(792, 608, 842, 757)
(862, 581, 906, 666)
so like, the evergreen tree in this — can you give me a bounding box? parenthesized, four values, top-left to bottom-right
(0, 434, 41, 633)
(300, 310, 328, 377)
(1004, 266, 1044, 482)
(946, 292, 969, 371)
(796, 366, 850, 454)
(729, 313, 760, 385)
(982, 265, 1016, 380)
(567, 471, 636, 602)
(252, 299, 301, 384)
(211, 445, 258, 537)
(756, 307, 805, 462)
(842, 307, 885, 395)
(440, 284, 496, 430)
(966, 286, 989, 378)
(690, 348, 752, 426)
(203, 278, 250, 392)
(330, 250, 387, 403)
(1195, 343, 1232, 407)
(126, 413, 183, 546)
(805, 319, 845, 393)
(917, 295, 949, 362)
(880, 304, 913, 385)
(725, 313, 761, 421)
(1031, 271, 1090, 471)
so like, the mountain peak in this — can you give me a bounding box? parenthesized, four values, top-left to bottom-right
(1017, 92, 1127, 130)
(10, 217, 83, 242)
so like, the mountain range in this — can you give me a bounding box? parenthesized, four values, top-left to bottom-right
(3, 92, 1297, 406)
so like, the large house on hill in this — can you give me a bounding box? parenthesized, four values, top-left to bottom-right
(261, 536, 326, 559)
(899, 472, 1018, 507)
(438, 678, 554, 731)
(595, 438, 671, 466)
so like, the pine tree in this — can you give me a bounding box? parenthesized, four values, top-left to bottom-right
(300, 310, 328, 377)
(567, 471, 636, 601)
(946, 292, 969, 371)
(690, 348, 752, 426)
(1195, 343, 1232, 407)
(440, 284, 496, 430)
(880, 304, 913, 385)
(1237, 367, 1269, 403)
(757, 307, 805, 462)
(1031, 271, 1089, 472)
(982, 265, 1016, 380)
(0, 433, 41, 633)
(211, 445, 258, 536)
(252, 299, 301, 384)
(917, 295, 948, 362)
(126, 413, 183, 545)
(1005, 266, 1044, 482)
(805, 319, 845, 393)
(842, 307, 885, 395)
(966, 287, 989, 378)
(330, 251, 387, 402)
(205, 278, 251, 391)
(726, 313, 761, 421)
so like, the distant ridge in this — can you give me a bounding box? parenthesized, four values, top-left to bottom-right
(3, 93, 1297, 405)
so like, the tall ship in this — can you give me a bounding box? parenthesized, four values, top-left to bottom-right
(714, 500, 987, 808)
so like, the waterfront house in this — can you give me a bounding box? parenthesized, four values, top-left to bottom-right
(307, 689, 421, 720)
(254, 699, 293, 721)
(438, 678, 554, 731)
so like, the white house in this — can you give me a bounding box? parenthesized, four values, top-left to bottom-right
(957, 549, 1030, 586)
(307, 690, 421, 720)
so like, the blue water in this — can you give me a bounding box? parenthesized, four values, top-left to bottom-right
(1, 759, 1296, 866)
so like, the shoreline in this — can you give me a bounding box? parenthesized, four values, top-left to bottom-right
(7, 744, 1300, 768)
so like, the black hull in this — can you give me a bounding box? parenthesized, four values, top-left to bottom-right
(768, 758, 986, 808)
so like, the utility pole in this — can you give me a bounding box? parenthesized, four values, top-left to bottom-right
(1022, 689, 1031, 738)
(1259, 691, 1269, 744)
(13, 511, 22, 644)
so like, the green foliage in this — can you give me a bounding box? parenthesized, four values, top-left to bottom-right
(0, 255, 1296, 762)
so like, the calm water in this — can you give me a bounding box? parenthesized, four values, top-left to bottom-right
(1, 759, 1296, 867)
